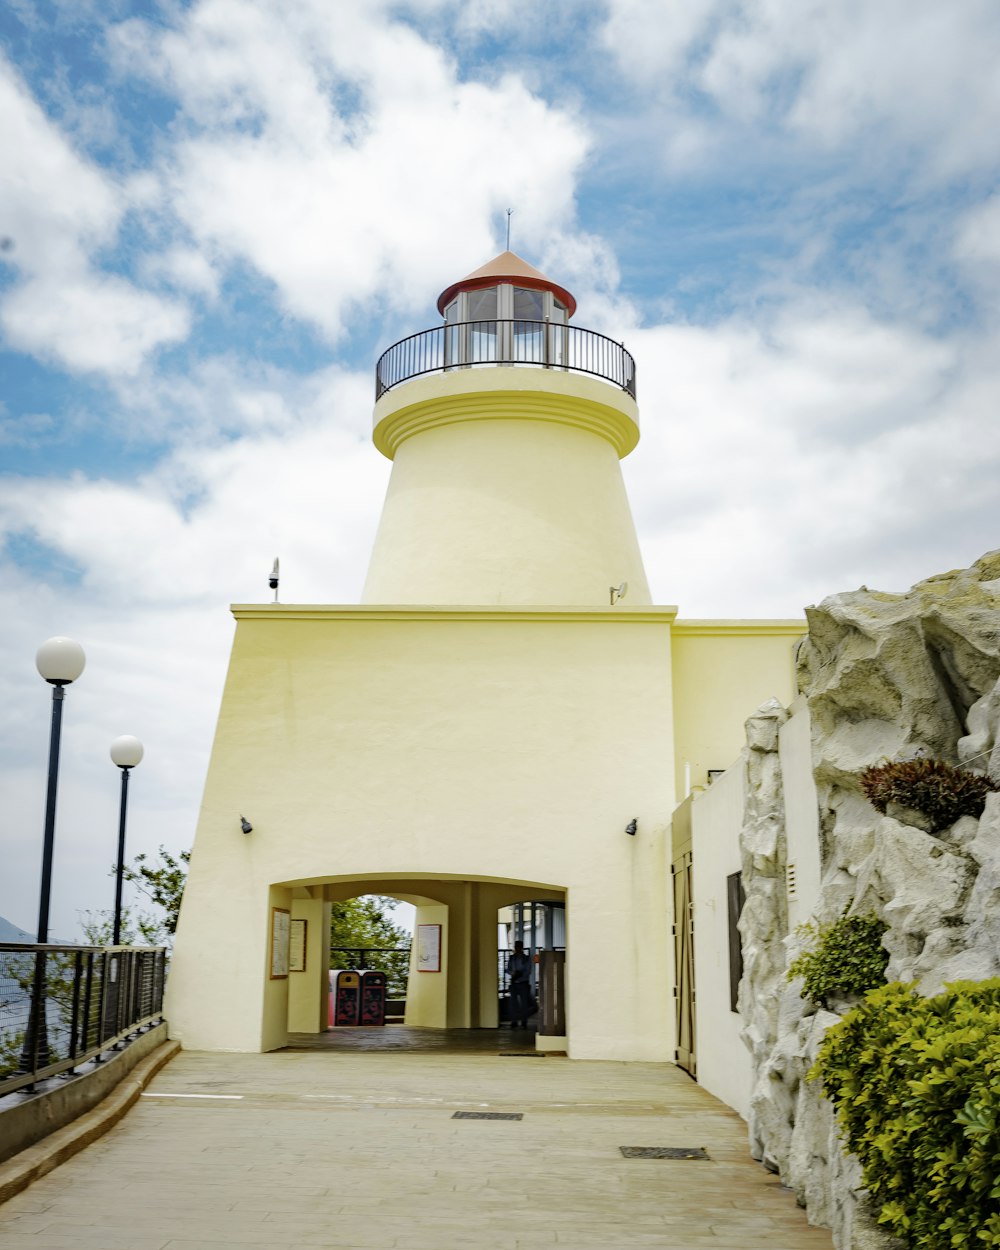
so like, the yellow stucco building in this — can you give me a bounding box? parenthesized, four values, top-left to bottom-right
(165, 252, 802, 1060)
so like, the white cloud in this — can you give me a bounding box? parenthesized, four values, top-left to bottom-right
(1, 270, 189, 376)
(601, 0, 1000, 178)
(0, 366, 384, 605)
(110, 0, 591, 338)
(954, 194, 1000, 295)
(622, 298, 994, 616)
(0, 56, 119, 263)
(0, 55, 190, 376)
(142, 246, 221, 299)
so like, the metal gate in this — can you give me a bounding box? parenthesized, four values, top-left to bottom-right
(671, 849, 696, 1077)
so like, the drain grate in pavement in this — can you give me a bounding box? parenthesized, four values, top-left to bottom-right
(453, 1111, 524, 1121)
(620, 1146, 710, 1160)
(499, 1052, 546, 1058)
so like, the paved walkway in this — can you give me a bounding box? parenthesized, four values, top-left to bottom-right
(0, 1032, 833, 1250)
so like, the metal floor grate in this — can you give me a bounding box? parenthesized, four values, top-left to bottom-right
(453, 1111, 523, 1121)
(619, 1146, 710, 1160)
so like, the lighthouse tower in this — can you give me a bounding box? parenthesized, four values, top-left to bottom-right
(363, 251, 651, 606)
(165, 250, 800, 1065)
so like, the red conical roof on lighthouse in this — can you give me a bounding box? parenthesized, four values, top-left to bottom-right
(436, 250, 577, 318)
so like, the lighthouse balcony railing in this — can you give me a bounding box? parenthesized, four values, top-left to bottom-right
(375, 320, 636, 401)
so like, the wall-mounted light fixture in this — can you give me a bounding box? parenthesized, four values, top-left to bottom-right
(609, 581, 628, 605)
(625, 818, 637, 836)
(240, 816, 253, 834)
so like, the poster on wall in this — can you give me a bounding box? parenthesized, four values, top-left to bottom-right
(416, 923, 442, 973)
(270, 907, 290, 979)
(289, 919, 307, 973)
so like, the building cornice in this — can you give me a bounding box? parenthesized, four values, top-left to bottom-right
(372, 368, 640, 459)
(672, 619, 806, 637)
(232, 604, 680, 623)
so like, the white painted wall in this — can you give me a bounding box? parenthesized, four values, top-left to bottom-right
(779, 697, 822, 929)
(691, 761, 752, 1119)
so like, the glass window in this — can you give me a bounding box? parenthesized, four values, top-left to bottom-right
(512, 287, 544, 362)
(513, 287, 544, 321)
(467, 287, 497, 322)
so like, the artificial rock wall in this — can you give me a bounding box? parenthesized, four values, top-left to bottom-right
(738, 550, 1000, 1250)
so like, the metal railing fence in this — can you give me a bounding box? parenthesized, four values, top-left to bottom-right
(375, 320, 637, 400)
(0, 943, 166, 1095)
(329, 947, 411, 999)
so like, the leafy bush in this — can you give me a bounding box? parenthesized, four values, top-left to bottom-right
(787, 911, 888, 1007)
(812, 980, 1000, 1249)
(859, 758, 997, 832)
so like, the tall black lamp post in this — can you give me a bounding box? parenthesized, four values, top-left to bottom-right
(20, 636, 86, 1075)
(110, 736, 144, 945)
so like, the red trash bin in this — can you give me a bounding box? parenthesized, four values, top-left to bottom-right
(329, 969, 361, 1027)
(359, 970, 387, 1026)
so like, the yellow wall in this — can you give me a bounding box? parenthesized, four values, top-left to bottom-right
(287, 897, 330, 1033)
(165, 604, 678, 1061)
(670, 623, 803, 797)
(363, 370, 650, 606)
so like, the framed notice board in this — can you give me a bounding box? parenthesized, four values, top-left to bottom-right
(270, 907, 290, 979)
(416, 923, 442, 973)
(289, 919, 307, 973)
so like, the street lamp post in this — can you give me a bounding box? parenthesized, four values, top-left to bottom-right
(20, 637, 86, 1077)
(110, 736, 144, 945)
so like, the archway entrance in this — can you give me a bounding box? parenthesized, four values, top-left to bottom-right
(277, 873, 567, 1055)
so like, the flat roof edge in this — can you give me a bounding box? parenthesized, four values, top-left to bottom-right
(230, 604, 681, 623)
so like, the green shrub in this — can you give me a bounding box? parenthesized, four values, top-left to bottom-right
(787, 911, 888, 1007)
(812, 979, 1000, 1249)
(859, 758, 997, 832)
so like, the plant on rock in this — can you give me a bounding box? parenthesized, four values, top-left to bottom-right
(858, 757, 997, 833)
(787, 910, 888, 1008)
(811, 979, 1000, 1249)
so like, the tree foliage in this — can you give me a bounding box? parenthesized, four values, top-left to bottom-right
(330, 896, 410, 995)
(79, 906, 162, 947)
(330, 895, 409, 949)
(119, 845, 190, 938)
(92, 845, 191, 946)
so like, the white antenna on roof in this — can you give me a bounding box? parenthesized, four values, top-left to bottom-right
(506, 208, 513, 251)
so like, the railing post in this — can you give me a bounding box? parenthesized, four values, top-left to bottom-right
(95, 950, 110, 1061)
(66, 949, 83, 1073)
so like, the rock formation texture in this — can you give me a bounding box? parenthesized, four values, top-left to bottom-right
(738, 550, 1000, 1250)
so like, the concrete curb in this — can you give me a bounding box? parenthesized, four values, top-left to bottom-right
(0, 1038, 180, 1206)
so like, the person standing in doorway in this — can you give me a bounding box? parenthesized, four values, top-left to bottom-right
(508, 940, 532, 1029)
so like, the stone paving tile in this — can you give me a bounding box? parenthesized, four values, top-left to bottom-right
(0, 1043, 834, 1250)
(0, 1238, 171, 1250)
(161, 1243, 293, 1250)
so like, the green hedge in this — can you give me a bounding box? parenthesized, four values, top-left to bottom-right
(812, 979, 1000, 1248)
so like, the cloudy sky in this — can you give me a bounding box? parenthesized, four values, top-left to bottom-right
(2, 0, 999, 939)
